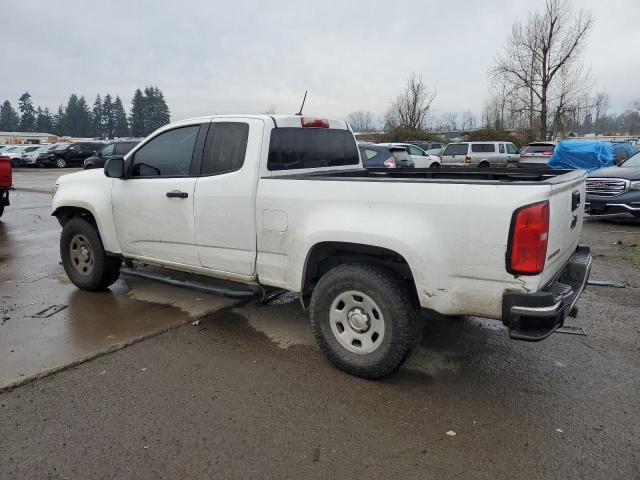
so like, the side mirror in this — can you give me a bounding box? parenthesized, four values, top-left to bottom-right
(104, 157, 125, 178)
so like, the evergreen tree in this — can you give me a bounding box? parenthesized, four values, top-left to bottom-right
(91, 94, 103, 137)
(130, 88, 146, 137)
(112, 96, 130, 137)
(0, 100, 20, 131)
(53, 105, 65, 136)
(76, 96, 92, 137)
(35, 107, 54, 133)
(18, 92, 37, 132)
(102, 94, 115, 138)
(150, 87, 170, 131)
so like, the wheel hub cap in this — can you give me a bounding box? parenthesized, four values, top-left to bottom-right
(347, 308, 370, 332)
(329, 290, 385, 354)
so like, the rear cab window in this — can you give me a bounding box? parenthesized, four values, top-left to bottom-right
(267, 128, 359, 171)
(442, 144, 468, 156)
(522, 144, 555, 155)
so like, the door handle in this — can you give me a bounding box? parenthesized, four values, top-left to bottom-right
(166, 190, 188, 199)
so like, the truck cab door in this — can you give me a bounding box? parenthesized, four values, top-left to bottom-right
(498, 143, 506, 167)
(111, 124, 207, 266)
(193, 118, 262, 278)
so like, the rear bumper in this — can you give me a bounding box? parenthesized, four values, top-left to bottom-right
(502, 245, 592, 341)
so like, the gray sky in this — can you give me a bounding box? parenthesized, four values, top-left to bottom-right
(4, 0, 639, 124)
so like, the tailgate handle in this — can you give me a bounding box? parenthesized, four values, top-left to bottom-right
(571, 190, 581, 211)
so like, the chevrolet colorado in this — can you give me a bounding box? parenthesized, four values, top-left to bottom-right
(52, 114, 592, 378)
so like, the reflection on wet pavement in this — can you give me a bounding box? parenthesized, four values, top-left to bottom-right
(0, 187, 235, 389)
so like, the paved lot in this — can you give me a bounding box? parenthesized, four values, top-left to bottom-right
(1, 169, 639, 479)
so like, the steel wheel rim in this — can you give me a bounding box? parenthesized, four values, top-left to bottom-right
(329, 290, 385, 354)
(69, 234, 94, 276)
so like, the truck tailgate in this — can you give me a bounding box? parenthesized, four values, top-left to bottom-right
(539, 170, 587, 287)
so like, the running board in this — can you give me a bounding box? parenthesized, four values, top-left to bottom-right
(120, 268, 259, 299)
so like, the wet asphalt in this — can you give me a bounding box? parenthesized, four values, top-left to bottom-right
(1, 169, 639, 479)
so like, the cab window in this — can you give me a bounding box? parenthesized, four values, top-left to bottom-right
(499, 144, 505, 154)
(200, 123, 249, 175)
(132, 125, 200, 177)
(506, 143, 519, 155)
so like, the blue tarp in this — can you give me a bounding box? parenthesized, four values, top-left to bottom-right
(548, 140, 615, 172)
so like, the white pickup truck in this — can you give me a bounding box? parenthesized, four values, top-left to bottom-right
(52, 114, 592, 378)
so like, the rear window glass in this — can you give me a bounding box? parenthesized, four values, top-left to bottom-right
(201, 122, 249, 175)
(442, 144, 468, 156)
(522, 144, 555, 154)
(471, 144, 495, 153)
(268, 128, 359, 171)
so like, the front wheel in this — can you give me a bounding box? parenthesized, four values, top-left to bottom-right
(310, 263, 420, 379)
(430, 162, 441, 168)
(60, 217, 121, 291)
(56, 157, 67, 168)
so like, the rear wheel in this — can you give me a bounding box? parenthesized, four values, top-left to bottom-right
(0, 204, 4, 218)
(60, 217, 121, 291)
(56, 157, 67, 168)
(478, 162, 490, 168)
(310, 263, 420, 379)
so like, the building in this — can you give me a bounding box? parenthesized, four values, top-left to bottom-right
(0, 131, 57, 145)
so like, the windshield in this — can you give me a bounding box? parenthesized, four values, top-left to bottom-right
(621, 152, 640, 167)
(24, 146, 40, 152)
(5, 147, 18, 153)
(442, 144, 468, 156)
(522, 144, 555, 154)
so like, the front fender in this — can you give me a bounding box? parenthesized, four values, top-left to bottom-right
(51, 170, 121, 254)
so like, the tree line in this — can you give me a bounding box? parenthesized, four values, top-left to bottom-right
(0, 87, 170, 138)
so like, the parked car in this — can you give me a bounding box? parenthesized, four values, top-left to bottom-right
(0, 154, 12, 217)
(35, 144, 69, 167)
(379, 143, 441, 168)
(585, 151, 640, 217)
(406, 140, 445, 153)
(84, 140, 141, 169)
(53, 113, 591, 378)
(440, 141, 520, 167)
(519, 142, 557, 168)
(20, 145, 51, 166)
(40, 142, 103, 168)
(357, 143, 415, 168)
(3, 145, 31, 167)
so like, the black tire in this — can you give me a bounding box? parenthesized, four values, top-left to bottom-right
(478, 162, 490, 168)
(60, 217, 121, 291)
(0, 204, 4, 218)
(310, 263, 420, 379)
(430, 162, 441, 168)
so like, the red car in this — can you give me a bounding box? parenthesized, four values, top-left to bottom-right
(0, 155, 12, 218)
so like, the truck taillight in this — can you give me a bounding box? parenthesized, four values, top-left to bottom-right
(301, 117, 329, 128)
(542, 151, 553, 156)
(465, 156, 471, 163)
(383, 157, 396, 168)
(507, 201, 549, 275)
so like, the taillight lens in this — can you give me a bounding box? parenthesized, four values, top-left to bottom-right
(542, 151, 553, 156)
(383, 157, 396, 168)
(465, 156, 471, 163)
(508, 201, 549, 275)
(300, 117, 329, 128)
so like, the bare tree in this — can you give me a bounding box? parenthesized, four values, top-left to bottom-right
(441, 112, 458, 131)
(347, 110, 375, 132)
(461, 111, 476, 131)
(592, 91, 609, 135)
(385, 73, 436, 130)
(493, 0, 593, 138)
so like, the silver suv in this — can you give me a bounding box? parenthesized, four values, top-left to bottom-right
(440, 141, 520, 167)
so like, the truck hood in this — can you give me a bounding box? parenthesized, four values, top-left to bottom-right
(55, 166, 105, 186)
(588, 165, 640, 180)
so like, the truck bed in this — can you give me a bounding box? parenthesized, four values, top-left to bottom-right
(271, 167, 576, 185)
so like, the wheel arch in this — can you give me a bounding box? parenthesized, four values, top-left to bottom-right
(300, 241, 419, 309)
(52, 205, 121, 255)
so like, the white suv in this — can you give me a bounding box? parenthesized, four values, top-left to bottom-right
(440, 141, 520, 167)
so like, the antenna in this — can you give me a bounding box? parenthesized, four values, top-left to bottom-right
(295, 90, 308, 116)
